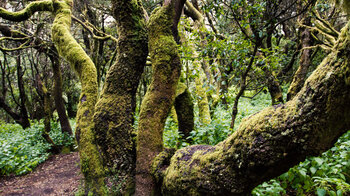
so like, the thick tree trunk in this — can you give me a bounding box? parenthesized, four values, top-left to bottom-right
(153, 22, 350, 195)
(135, 0, 184, 194)
(93, 0, 148, 194)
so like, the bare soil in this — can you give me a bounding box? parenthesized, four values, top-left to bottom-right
(0, 152, 82, 196)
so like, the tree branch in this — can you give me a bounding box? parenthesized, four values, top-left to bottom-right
(0, 0, 53, 22)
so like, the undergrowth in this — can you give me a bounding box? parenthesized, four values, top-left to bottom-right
(0, 120, 75, 176)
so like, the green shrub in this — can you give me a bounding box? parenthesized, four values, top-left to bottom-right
(0, 120, 75, 176)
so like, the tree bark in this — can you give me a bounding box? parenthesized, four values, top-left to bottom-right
(135, 0, 184, 194)
(16, 55, 30, 129)
(287, 16, 312, 100)
(51, 1, 106, 194)
(174, 82, 194, 143)
(153, 22, 350, 195)
(50, 50, 73, 135)
(93, 0, 148, 194)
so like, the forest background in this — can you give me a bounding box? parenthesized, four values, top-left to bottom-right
(0, 0, 349, 195)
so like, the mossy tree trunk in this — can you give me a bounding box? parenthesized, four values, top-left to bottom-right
(0, 0, 106, 193)
(153, 21, 350, 195)
(36, 74, 58, 152)
(93, 0, 148, 194)
(174, 82, 194, 143)
(51, 1, 106, 194)
(135, 0, 185, 194)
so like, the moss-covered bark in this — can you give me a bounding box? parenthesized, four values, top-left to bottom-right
(135, 2, 182, 194)
(0, 0, 54, 21)
(194, 58, 212, 125)
(155, 22, 350, 195)
(175, 82, 194, 143)
(93, 0, 148, 194)
(51, 1, 105, 194)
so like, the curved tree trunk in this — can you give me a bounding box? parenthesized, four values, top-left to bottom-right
(51, 1, 105, 194)
(135, 0, 184, 194)
(93, 0, 148, 194)
(153, 22, 350, 195)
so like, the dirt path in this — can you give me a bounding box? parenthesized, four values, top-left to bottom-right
(0, 152, 82, 196)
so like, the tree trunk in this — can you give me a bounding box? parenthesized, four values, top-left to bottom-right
(264, 67, 284, 105)
(174, 82, 194, 143)
(16, 55, 30, 129)
(50, 51, 73, 135)
(287, 16, 312, 100)
(135, 0, 184, 194)
(93, 0, 148, 194)
(153, 22, 350, 195)
(51, 1, 105, 194)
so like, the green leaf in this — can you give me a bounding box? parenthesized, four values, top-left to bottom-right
(317, 188, 327, 196)
(336, 190, 343, 196)
(314, 157, 324, 165)
(310, 167, 317, 174)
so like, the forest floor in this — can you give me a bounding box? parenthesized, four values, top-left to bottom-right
(0, 152, 82, 196)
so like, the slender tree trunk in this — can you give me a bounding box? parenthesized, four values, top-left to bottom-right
(50, 52, 73, 135)
(36, 74, 59, 152)
(287, 16, 312, 100)
(16, 55, 30, 129)
(230, 45, 258, 129)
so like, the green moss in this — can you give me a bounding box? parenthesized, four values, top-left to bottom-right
(51, 0, 106, 194)
(0, 1, 53, 22)
(135, 2, 182, 194)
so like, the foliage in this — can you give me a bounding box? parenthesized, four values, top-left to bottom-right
(0, 120, 74, 176)
(253, 130, 350, 196)
(163, 91, 272, 147)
